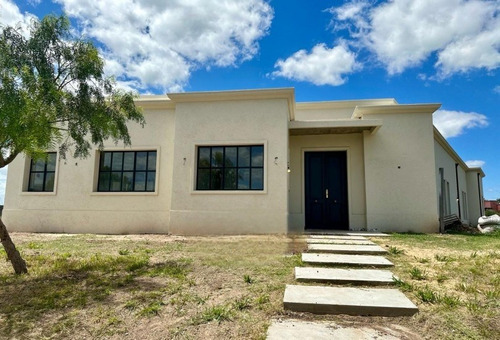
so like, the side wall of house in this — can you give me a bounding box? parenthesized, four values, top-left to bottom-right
(3, 109, 174, 234)
(168, 99, 289, 235)
(466, 170, 485, 224)
(288, 133, 366, 232)
(363, 112, 439, 232)
(434, 140, 470, 223)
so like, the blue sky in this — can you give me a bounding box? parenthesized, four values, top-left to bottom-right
(0, 0, 499, 202)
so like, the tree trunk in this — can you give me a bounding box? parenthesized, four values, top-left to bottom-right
(0, 217, 28, 274)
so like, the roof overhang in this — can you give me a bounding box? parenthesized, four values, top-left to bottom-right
(434, 127, 485, 177)
(134, 95, 175, 110)
(352, 103, 441, 119)
(289, 119, 382, 136)
(167, 88, 296, 120)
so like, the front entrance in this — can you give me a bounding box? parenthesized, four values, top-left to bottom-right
(305, 151, 348, 230)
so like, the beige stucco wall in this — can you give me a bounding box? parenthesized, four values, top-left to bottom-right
(3, 109, 175, 234)
(168, 98, 289, 235)
(288, 133, 366, 232)
(363, 112, 439, 232)
(434, 140, 470, 223)
(466, 170, 484, 224)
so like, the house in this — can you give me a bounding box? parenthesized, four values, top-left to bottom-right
(3, 88, 485, 235)
(484, 200, 500, 212)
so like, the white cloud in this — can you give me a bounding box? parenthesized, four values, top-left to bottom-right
(465, 160, 485, 168)
(0, 0, 37, 34)
(330, 0, 500, 76)
(0, 166, 7, 205)
(54, 0, 273, 92)
(433, 109, 488, 138)
(494, 85, 500, 94)
(271, 42, 360, 86)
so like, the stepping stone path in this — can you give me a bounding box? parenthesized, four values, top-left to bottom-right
(267, 233, 418, 339)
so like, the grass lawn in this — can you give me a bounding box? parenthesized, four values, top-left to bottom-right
(0, 231, 498, 339)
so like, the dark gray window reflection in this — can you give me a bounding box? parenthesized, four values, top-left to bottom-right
(98, 151, 156, 192)
(196, 145, 264, 190)
(28, 152, 57, 192)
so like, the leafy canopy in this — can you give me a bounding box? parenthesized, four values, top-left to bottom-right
(0, 15, 144, 167)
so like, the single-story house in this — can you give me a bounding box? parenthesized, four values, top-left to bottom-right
(3, 88, 485, 234)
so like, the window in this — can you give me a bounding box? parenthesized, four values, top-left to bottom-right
(196, 145, 264, 190)
(462, 191, 468, 220)
(28, 152, 57, 192)
(98, 151, 157, 192)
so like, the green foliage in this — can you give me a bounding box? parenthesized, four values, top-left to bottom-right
(416, 286, 439, 303)
(409, 267, 427, 280)
(0, 15, 144, 167)
(198, 305, 233, 323)
(243, 274, 254, 284)
(388, 246, 404, 255)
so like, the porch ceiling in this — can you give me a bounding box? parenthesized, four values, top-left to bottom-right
(289, 119, 382, 136)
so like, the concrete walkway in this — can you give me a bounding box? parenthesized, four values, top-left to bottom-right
(267, 233, 417, 339)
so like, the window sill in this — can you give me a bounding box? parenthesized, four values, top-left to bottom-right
(21, 191, 56, 196)
(90, 191, 159, 196)
(191, 190, 267, 195)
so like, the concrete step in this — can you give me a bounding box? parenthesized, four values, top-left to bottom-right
(295, 267, 395, 285)
(308, 244, 388, 255)
(308, 235, 367, 240)
(307, 231, 389, 237)
(306, 238, 374, 245)
(284, 285, 418, 316)
(302, 253, 394, 267)
(267, 319, 420, 340)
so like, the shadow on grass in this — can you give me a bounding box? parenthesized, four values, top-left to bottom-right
(0, 253, 191, 336)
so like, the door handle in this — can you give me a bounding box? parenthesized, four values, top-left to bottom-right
(325, 189, 329, 199)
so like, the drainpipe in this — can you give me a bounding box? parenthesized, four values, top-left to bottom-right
(439, 168, 445, 233)
(477, 173, 482, 217)
(455, 163, 461, 219)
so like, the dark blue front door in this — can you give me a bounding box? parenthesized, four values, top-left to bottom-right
(305, 151, 348, 230)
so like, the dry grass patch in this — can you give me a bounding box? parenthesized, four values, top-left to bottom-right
(0, 233, 305, 339)
(372, 232, 500, 340)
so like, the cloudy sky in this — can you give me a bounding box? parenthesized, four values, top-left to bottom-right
(0, 0, 499, 202)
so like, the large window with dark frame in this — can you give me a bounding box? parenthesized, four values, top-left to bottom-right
(196, 145, 264, 190)
(98, 151, 157, 192)
(28, 152, 57, 192)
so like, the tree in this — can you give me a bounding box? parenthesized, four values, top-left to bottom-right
(0, 15, 144, 274)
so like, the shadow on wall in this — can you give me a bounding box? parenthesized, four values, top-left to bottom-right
(0, 205, 3, 217)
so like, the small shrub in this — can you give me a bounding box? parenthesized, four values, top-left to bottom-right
(388, 246, 404, 255)
(126, 257, 149, 272)
(243, 274, 254, 284)
(392, 276, 413, 291)
(416, 286, 439, 303)
(255, 294, 270, 306)
(124, 300, 138, 310)
(441, 294, 461, 307)
(436, 274, 449, 283)
(233, 296, 252, 310)
(435, 254, 455, 262)
(199, 305, 233, 323)
(118, 249, 130, 256)
(139, 301, 163, 316)
(410, 267, 427, 280)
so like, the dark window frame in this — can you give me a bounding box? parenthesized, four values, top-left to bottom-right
(28, 152, 57, 192)
(97, 150, 157, 192)
(196, 145, 264, 191)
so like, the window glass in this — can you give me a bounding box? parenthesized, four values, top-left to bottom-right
(111, 153, 123, 171)
(32, 159, 45, 172)
(98, 172, 110, 191)
(122, 172, 134, 191)
(251, 146, 263, 167)
(211, 147, 224, 168)
(101, 152, 111, 171)
(110, 172, 122, 191)
(136, 152, 147, 171)
(134, 172, 146, 191)
(29, 173, 44, 191)
(123, 152, 135, 171)
(224, 168, 237, 189)
(198, 148, 211, 168)
(146, 172, 156, 191)
(251, 168, 263, 190)
(238, 168, 250, 189)
(46, 153, 57, 172)
(225, 147, 237, 167)
(147, 152, 156, 171)
(238, 147, 250, 167)
(197, 169, 210, 190)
